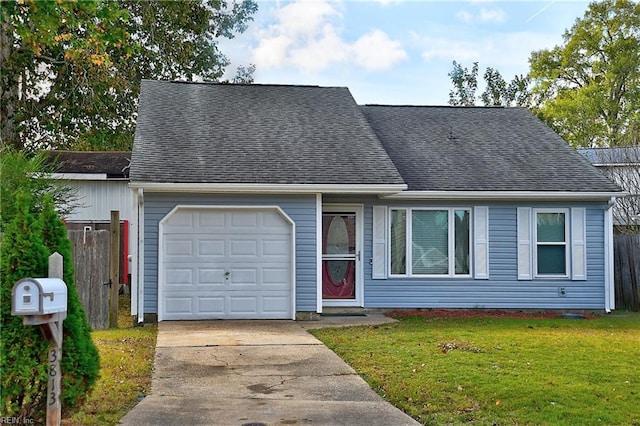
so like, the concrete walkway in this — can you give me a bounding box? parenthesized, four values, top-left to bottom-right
(119, 316, 419, 426)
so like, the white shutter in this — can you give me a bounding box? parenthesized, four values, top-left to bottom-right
(372, 206, 387, 279)
(474, 206, 489, 279)
(571, 207, 587, 280)
(517, 207, 533, 280)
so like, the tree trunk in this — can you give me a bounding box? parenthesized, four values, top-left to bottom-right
(0, 18, 21, 151)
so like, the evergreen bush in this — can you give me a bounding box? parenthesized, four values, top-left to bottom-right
(0, 192, 50, 420)
(1, 194, 101, 421)
(39, 195, 100, 411)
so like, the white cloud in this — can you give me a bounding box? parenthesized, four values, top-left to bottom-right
(421, 37, 481, 62)
(456, 10, 473, 24)
(420, 31, 562, 70)
(479, 8, 506, 23)
(456, 7, 506, 24)
(352, 29, 408, 71)
(252, 0, 406, 74)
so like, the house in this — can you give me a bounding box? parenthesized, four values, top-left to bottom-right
(44, 150, 133, 283)
(129, 80, 624, 322)
(578, 147, 640, 231)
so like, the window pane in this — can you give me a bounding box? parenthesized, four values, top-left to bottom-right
(537, 245, 566, 274)
(454, 210, 470, 275)
(412, 210, 448, 275)
(390, 210, 406, 274)
(537, 213, 565, 242)
(323, 214, 355, 255)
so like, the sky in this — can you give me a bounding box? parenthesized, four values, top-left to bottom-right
(218, 0, 591, 105)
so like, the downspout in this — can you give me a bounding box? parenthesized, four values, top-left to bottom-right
(130, 188, 138, 317)
(604, 197, 616, 313)
(137, 188, 145, 324)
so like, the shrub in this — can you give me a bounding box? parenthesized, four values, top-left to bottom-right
(1, 193, 100, 421)
(40, 195, 100, 412)
(0, 192, 50, 420)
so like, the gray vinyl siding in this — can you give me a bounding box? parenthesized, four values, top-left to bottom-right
(325, 196, 608, 310)
(142, 193, 317, 314)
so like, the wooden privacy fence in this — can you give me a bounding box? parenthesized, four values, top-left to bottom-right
(614, 235, 640, 311)
(69, 229, 110, 329)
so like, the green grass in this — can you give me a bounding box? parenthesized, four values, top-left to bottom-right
(63, 296, 157, 426)
(310, 312, 640, 425)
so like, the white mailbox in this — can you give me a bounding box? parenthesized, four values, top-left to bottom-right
(11, 278, 68, 316)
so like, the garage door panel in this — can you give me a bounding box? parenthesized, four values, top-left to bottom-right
(197, 297, 225, 315)
(230, 240, 258, 256)
(263, 268, 290, 285)
(198, 211, 225, 228)
(165, 297, 193, 314)
(198, 240, 225, 256)
(198, 268, 225, 284)
(231, 212, 259, 228)
(165, 239, 193, 256)
(262, 296, 291, 313)
(262, 239, 290, 256)
(165, 212, 194, 228)
(229, 268, 258, 284)
(166, 268, 193, 286)
(229, 296, 259, 315)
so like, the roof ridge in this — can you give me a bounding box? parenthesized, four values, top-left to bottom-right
(361, 104, 513, 109)
(147, 80, 349, 90)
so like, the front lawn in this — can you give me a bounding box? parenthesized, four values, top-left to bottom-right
(310, 312, 640, 425)
(63, 296, 157, 425)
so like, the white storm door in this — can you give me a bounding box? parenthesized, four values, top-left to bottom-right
(322, 205, 364, 307)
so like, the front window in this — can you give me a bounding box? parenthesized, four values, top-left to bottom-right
(390, 208, 471, 277)
(535, 211, 568, 276)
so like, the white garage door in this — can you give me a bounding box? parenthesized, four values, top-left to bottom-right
(160, 207, 293, 320)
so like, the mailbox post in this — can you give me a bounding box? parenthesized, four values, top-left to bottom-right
(11, 276, 67, 426)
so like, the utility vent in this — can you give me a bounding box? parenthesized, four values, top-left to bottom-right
(447, 127, 459, 141)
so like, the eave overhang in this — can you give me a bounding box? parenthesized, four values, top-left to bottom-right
(47, 173, 129, 181)
(380, 190, 627, 202)
(128, 182, 408, 194)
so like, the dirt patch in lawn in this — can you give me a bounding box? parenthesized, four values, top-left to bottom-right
(387, 309, 597, 320)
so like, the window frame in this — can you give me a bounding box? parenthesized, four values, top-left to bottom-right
(533, 208, 570, 279)
(388, 207, 472, 278)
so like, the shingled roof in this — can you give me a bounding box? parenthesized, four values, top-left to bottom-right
(360, 105, 622, 193)
(44, 150, 131, 178)
(130, 80, 405, 186)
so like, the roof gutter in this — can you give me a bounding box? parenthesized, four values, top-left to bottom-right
(380, 190, 626, 201)
(128, 182, 408, 194)
(47, 173, 129, 181)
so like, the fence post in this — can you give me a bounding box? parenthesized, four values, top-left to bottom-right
(109, 211, 120, 328)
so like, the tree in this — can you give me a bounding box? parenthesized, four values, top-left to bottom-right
(1, 0, 258, 152)
(529, 0, 640, 148)
(0, 192, 50, 420)
(480, 68, 531, 107)
(448, 61, 479, 106)
(448, 61, 531, 107)
(0, 1, 131, 152)
(0, 148, 79, 231)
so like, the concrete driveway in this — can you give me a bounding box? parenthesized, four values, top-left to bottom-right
(119, 318, 419, 426)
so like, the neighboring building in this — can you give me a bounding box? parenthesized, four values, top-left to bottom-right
(44, 150, 132, 223)
(129, 80, 624, 322)
(44, 150, 132, 283)
(578, 147, 640, 232)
